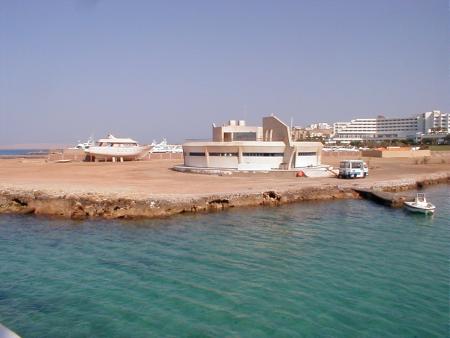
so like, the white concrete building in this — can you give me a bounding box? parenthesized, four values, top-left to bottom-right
(182, 116, 323, 171)
(332, 110, 448, 142)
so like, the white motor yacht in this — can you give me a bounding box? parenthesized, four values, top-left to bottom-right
(150, 139, 183, 153)
(84, 134, 151, 161)
(75, 137, 95, 150)
(68, 137, 95, 150)
(404, 193, 436, 214)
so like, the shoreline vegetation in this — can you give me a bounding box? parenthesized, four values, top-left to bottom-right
(0, 153, 449, 219)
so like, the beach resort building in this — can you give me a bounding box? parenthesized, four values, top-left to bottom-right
(331, 110, 448, 142)
(182, 116, 323, 171)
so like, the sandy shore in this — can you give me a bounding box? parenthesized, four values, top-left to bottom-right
(0, 153, 449, 219)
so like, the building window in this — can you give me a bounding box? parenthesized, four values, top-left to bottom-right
(189, 152, 205, 156)
(209, 152, 238, 156)
(232, 132, 257, 141)
(298, 152, 317, 156)
(243, 153, 284, 157)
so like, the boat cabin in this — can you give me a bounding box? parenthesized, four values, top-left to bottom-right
(97, 135, 139, 147)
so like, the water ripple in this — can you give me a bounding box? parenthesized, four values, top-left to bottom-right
(0, 186, 448, 337)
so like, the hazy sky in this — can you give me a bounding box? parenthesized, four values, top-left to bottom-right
(0, 0, 448, 145)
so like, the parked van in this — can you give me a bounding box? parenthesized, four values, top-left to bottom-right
(338, 160, 368, 178)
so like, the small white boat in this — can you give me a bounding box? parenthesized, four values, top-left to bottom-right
(404, 193, 436, 214)
(84, 134, 151, 161)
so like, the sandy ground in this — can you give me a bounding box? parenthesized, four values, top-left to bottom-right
(0, 153, 448, 199)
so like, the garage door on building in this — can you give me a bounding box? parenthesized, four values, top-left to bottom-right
(295, 152, 318, 167)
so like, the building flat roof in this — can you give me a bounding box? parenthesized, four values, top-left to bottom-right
(183, 141, 322, 147)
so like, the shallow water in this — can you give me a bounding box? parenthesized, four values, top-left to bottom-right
(0, 186, 448, 337)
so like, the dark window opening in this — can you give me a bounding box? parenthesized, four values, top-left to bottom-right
(209, 152, 238, 156)
(243, 153, 284, 157)
(233, 132, 257, 141)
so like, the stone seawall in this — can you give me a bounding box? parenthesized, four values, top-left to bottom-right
(0, 171, 448, 220)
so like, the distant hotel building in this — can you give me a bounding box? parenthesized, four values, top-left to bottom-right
(292, 122, 333, 141)
(182, 115, 323, 171)
(332, 110, 448, 142)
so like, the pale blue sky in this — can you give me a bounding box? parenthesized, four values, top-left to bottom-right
(0, 0, 448, 145)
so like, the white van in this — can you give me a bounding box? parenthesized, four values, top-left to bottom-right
(338, 160, 368, 178)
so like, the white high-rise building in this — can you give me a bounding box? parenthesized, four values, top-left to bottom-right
(332, 110, 448, 141)
(418, 110, 449, 134)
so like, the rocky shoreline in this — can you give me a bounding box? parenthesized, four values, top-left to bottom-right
(0, 171, 448, 220)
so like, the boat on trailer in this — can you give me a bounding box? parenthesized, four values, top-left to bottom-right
(84, 134, 151, 162)
(404, 193, 436, 214)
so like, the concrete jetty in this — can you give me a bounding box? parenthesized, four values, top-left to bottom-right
(352, 188, 416, 208)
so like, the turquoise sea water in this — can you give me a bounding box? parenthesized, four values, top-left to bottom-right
(0, 186, 448, 337)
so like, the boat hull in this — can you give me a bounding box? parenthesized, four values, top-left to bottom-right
(404, 202, 435, 214)
(84, 145, 151, 161)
